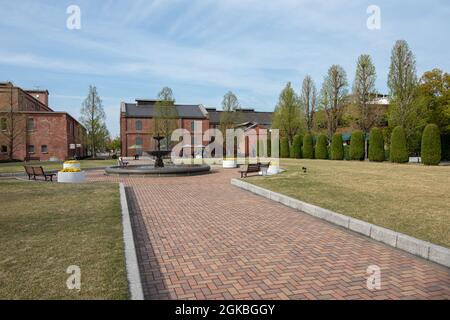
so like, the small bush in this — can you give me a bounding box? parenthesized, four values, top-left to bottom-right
(369, 127, 385, 162)
(292, 134, 303, 158)
(302, 134, 314, 159)
(331, 133, 344, 160)
(315, 134, 328, 159)
(390, 126, 408, 163)
(421, 124, 441, 165)
(280, 137, 290, 158)
(349, 130, 365, 160)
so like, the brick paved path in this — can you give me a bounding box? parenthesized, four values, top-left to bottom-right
(88, 169, 450, 300)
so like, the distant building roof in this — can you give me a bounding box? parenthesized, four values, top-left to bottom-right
(124, 101, 207, 119)
(207, 108, 273, 126)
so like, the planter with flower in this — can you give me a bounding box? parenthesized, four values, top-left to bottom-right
(57, 167, 85, 183)
(63, 160, 81, 170)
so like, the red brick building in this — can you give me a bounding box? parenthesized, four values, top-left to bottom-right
(0, 82, 87, 161)
(120, 99, 211, 157)
(120, 99, 274, 157)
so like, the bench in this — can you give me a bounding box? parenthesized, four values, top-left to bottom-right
(24, 166, 56, 181)
(239, 163, 261, 178)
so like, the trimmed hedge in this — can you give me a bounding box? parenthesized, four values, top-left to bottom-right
(315, 134, 328, 159)
(390, 126, 408, 163)
(344, 145, 350, 160)
(369, 127, 385, 162)
(280, 137, 290, 158)
(349, 130, 365, 160)
(331, 133, 344, 160)
(421, 124, 441, 165)
(292, 134, 303, 159)
(302, 134, 314, 159)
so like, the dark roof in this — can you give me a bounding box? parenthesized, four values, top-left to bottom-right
(207, 109, 273, 125)
(124, 103, 206, 119)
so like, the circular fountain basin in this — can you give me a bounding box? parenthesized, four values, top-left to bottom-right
(105, 164, 211, 176)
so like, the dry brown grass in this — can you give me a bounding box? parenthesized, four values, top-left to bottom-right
(246, 159, 450, 248)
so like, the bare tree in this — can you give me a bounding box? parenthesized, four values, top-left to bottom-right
(79, 85, 107, 158)
(299, 75, 317, 133)
(219, 91, 241, 133)
(320, 65, 349, 139)
(353, 54, 378, 133)
(154, 87, 179, 149)
(0, 84, 26, 160)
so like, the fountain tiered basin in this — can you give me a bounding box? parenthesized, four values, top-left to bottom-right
(105, 135, 211, 176)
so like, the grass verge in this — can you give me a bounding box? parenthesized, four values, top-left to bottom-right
(0, 180, 128, 299)
(245, 159, 450, 248)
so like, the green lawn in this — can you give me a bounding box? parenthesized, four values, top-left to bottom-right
(0, 159, 118, 174)
(0, 181, 128, 299)
(246, 159, 450, 248)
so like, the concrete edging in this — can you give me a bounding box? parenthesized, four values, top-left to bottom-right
(231, 178, 450, 268)
(119, 183, 144, 300)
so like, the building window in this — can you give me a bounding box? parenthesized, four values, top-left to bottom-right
(27, 118, 35, 131)
(0, 118, 7, 131)
(136, 120, 142, 131)
(27, 145, 35, 153)
(1, 145, 7, 153)
(41, 145, 48, 153)
(135, 137, 143, 155)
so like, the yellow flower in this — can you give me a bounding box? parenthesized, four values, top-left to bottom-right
(60, 168, 81, 173)
(64, 160, 80, 164)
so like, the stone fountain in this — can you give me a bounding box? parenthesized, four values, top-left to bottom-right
(105, 135, 211, 176)
(148, 134, 171, 168)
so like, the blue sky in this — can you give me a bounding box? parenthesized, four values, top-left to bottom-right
(1, 0, 449, 136)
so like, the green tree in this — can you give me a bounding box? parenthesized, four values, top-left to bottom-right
(272, 82, 302, 147)
(320, 65, 348, 139)
(292, 134, 303, 158)
(315, 134, 328, 159)
(388, 40, 425, 154)
(154, 87, 179, 149)
(280, 137, 290, 158)
(299, 75, 317, 133)
(349, 130, 365, 160)
(390, 126, 409, 163)
(79, 85, 107, 158)
(330, 133, 344, 160)
(302, 134, 314, 159)
(421, 124, 441, 165)
(368, 127, 385, 162)
(106, 136, 121, 156)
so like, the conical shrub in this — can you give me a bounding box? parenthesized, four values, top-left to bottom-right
(390, 126, 408, 163)
(369, 127, 385, 162)
(421, 124, 441, 165)
(315, 134, 328, 159)
(302, 134, 314, 159)
(331, 133, 344, 160)
(349, 130, 365, 160)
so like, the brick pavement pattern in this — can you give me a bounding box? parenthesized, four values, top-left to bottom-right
(87, 168, 450, 300)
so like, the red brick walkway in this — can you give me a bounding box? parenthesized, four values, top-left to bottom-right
(88, 168, 450, 300)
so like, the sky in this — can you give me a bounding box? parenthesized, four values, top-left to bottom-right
(0, 0, 449, 136)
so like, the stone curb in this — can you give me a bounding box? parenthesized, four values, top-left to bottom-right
(231, 178, 450, 269)
(119, 183, 144, 300)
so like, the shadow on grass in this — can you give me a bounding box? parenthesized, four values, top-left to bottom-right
(125, 186, 171, 300)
